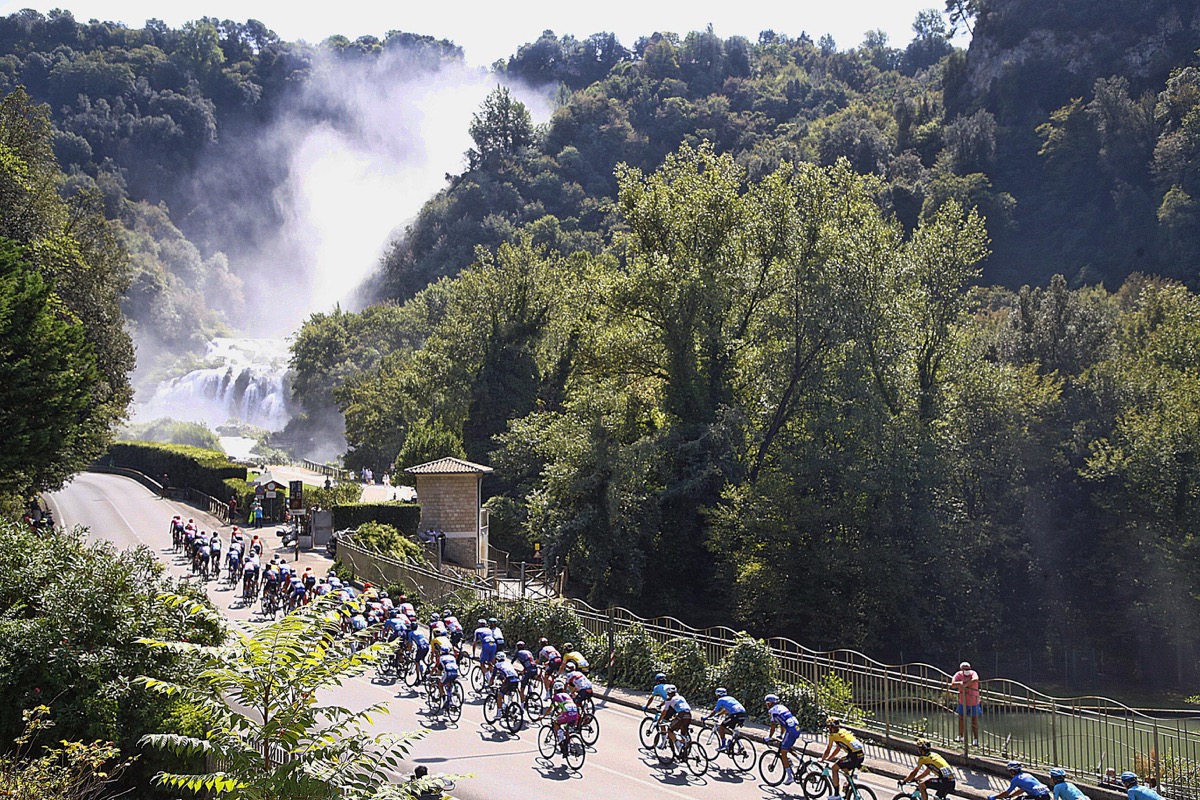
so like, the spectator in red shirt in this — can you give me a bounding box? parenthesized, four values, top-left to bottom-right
(950, 661, 981, 746)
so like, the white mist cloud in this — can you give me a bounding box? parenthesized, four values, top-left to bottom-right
(227, 52, 550, 336)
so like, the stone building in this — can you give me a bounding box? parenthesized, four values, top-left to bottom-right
(403, 456, 492, 570)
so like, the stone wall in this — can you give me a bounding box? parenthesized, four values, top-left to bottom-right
(415, 473, 481, 567)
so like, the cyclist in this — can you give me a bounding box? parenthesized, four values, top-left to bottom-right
(1048, 768, 1090, 800)
(408, 623, 430, 680)
(193, 533, 211, 580)
(473, 619, 497, 684)
(564, 661, 594, 708)
(241, 553, 260, 598)
(492, 652, 521, 709)
(209, 533, 222, 579)
(660, 685, 692, 757)
(436, 645, 460, 711)
(443, 610, 464, 647)
(822, 716, 867, 798)
(765, 694, 803, 786)
(702, 687, 746, 753)
(988, 761, 1051, 800)
(488, 617, 506, 650)
(1118, 772, 1162, 800)
(537, 638, 563, 690)
(646, 671, 671, 718)
(901, 739, 956, 800)
(542, 679, 579, 756)
(382, 609, 407, 643)
(559, 642, 589, 675)
(396, 594, 415, 620)
(513, 641, 540, 702)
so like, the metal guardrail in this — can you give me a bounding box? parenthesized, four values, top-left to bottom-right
(337, 536, 497, 607)
(556, 596, 1200, 796)
(300, 459, 351, 482)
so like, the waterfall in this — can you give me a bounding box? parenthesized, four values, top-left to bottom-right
(136, 337, 292, 431)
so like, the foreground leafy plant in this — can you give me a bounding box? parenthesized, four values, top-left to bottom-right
(136, 593, 424, 799)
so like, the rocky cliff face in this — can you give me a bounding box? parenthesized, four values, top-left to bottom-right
(952, 0, 1200, 121)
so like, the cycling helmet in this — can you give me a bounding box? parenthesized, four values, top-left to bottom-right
(488, 617, 498, 626)
(380, 591, 389, 598)
(915, 738, 931, 754)
(1049, 768, 1067, 780)
(654, 672, 666, 683)
(1007, 761, 1023, 772)
(1120, 773, 1138, 787)
(496, 651, 507, 661)
(664, 684, 677, 697)
(715, 687, 727, 698)
(826, 716, 841, 729)
(565, 660, 577, 670)
(552, 680, 566, 692)
(563, 642, 574, 651)
(440, 645, 451, 654)
(516, 640, 526, 649)
(442, 608, 451, 617)
(764, 694, 779, 705)
(398, 594, 407, 602)
(539, 637, 549, 646)
(477, 619, 487, 626)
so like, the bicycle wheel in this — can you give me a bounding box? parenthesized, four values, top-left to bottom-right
(578, 713, 600, 746)
(685, 739, 710, 777)
(537, 725, 557, 759)
(729, 734, 756, 773)
(525, 689, 544, 719)
(423, 677, 441, 710)
(446, 686, 464, 723)
(655, 730, 674, 762)
(483, 693, 499, 723)
(802, 767, 833, 799)
(503, 701, 524, 733)
(403, 658, 421, 687)
(759, 750, 785, 787)
(852, 783, 878, 800)
(638, 717, 658, 749)
(565, 734, 586, 771)
(701, 726, 720, 752)
(469, 662, 485, 694)
(578, 695, 595, 718)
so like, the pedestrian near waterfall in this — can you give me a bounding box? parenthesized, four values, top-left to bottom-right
(950, 661, 981, 745)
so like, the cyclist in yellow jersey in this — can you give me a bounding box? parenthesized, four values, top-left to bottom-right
(820, 717, 866, 799)
(431, 632, 453, 667)
(902, 739, 956, 800)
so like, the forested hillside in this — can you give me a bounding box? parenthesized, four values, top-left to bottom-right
(5, 2, 1200, 685)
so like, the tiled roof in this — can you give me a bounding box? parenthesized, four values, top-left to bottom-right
(404, 456, 493, 475)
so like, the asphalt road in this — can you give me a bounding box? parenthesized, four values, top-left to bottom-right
(49, 472, 906, 800)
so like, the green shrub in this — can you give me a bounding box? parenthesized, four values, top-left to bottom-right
(777, 682, 824, 731)
(665, 637, 716, 702)
(606, 623, 668, 689)
(716, 633, 778, 722)
(107, 441, 246, 498)
(306, 481, 364, 510)
(331, 502, 420, 534)
(355, 521, 425, 562)
(458, 597, 589, 653)
(813, 672, 870, 724)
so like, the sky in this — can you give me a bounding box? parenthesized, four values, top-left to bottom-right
(0, 0, 965, 67)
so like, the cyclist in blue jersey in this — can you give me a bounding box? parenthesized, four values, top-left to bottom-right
(765, 694, 802, 786)
(409, 624, 430, 679)
(493, 652, 520, 701)
(473, 619, 497, 684)
(1048, 768, 1090, 800)
(1119, 773, 1163, 800)
(989, 761, 1051, 800)
(436, 645, 460, 710)
(382, 610, 407, 642)
(645, 672, 670, 718)
(513, 641, 540, 701)
(702, 687, 746, 752)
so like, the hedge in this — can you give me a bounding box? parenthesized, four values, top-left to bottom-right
(331, 503, 420, 534)
(105, 441, 246, 499)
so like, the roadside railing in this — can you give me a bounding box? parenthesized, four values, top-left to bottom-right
(554, 594, 1200, 793)
(337, 535, 496, 608)
(300, 459, 351, 482)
